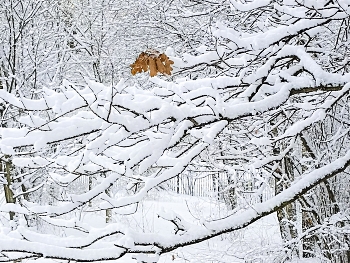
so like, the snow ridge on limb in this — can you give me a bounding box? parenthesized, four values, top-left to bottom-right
(229, 0, 271, 12)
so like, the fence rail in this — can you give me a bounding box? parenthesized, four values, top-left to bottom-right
(164, 172, 274, 205)
(73, 172, 275, 206)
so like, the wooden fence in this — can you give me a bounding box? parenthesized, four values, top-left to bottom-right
(164, 172, 274, 204)
(74, 171, 275, 205)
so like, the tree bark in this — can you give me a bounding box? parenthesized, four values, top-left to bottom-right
(1, 158, 15, 221)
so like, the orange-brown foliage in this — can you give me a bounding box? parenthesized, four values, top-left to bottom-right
(130, 49, 174, 77)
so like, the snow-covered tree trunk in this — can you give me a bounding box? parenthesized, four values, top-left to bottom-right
(275, 155, 298, 256)
(1, 158, 14, 221)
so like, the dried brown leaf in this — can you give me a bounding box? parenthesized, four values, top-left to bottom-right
(131, 50, 174, 77)
(155, 57, 165, 74)
(149, 57, 157, 77)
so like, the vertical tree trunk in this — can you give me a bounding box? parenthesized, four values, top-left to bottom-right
(275, 156, 299, 257)
(88, 176, 93, 207)
(219, 139, 237, 210)
(1, 158, 15, 221)
(176, 175, 180, 194)
(105, 187, 112, 223)
(225, 181, 236, 210)
(106, 208, 112, 223)
(299, 136, 342, 261)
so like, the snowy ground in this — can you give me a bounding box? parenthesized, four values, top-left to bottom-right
(18, 192, 289, 263)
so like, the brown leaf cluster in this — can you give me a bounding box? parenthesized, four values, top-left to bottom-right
(131, 49, 174, 77)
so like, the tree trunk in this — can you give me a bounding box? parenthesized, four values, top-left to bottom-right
(1, 158, 15, 221)
(275, 156, 299, 257)
(105, 187, 112, 223)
